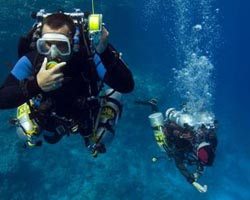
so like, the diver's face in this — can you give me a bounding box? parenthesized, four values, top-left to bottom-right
(41, 24, 73, 62)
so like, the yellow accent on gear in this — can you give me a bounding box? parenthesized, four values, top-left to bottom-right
(153, 126, 168, 149)
(88, 14, 102, 32)
(46, 61, 58, 70)
(17, 103, 31, 118)
(17, 102, 39, 136)
(101, 107, 115, 119)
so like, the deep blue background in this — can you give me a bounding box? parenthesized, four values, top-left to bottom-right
(0, 0, 249, 199)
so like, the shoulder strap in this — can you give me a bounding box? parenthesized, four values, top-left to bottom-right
(18, 25, 41, 58)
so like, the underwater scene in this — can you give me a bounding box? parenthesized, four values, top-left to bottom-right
(0, 0, 249, 199)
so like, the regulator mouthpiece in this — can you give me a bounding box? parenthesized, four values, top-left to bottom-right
(46, 60, 58, 70)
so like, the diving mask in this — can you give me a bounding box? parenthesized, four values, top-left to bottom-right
(36, 33, 71, 61)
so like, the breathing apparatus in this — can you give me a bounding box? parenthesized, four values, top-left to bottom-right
(165, 108, 195, 129)
(148, 112, 169, 152)
(89, 89, 122, 157)
(134, 99, 169, 152)
(165, 108, 216, 131)
(15, 100, 42, 147)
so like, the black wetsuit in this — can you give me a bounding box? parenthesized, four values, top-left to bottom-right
(0, 44, 134, 142)
(164, 122, 204, 184)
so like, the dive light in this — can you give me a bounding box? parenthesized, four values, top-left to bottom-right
(88, 14, 103, 33)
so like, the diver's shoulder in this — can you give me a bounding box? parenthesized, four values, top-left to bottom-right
(20, 50, 43, 67)
(23, 50, 39, 60)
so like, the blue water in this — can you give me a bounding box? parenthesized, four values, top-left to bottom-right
(0, 0, 249, 199)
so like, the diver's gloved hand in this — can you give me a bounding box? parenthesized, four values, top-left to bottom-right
(37, 57, 66, 92)
(192, 182, 208, 193)
(95, 27, 109, 54)
(87, 143, 106, 157)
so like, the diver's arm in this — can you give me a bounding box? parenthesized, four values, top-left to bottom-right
(0, 56, 41, 109)
(175, 155, 207, 192)
(193, 164, 204, 180)
(96, 44, 134, 93)
(0, 74, 41, 109)
(174, 155, 196, 184)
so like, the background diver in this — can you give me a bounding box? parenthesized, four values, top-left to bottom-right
(136, 99, 218, 193)
(0, 9, 134, 157)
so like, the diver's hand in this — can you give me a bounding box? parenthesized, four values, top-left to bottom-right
(37, 58, 66, 92)
(192, 182, 208, 193)
(95, 27, 109, 54)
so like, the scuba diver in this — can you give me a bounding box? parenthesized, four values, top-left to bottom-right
(0, 9, 134, 157)
(136, 99, 217, 193)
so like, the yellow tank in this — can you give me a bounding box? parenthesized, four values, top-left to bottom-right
(16, 101, 39, 137)
(148, 112, 168, 152)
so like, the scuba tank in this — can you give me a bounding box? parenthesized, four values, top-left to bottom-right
(16, 101, 41, 147)
(89, 89, 122, 157)
(95, 89, 122, 144)
(165, 108, 195, 128)
(148, 112, 168, 152)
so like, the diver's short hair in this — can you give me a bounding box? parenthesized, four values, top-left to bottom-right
(42, 13, 76, 36)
